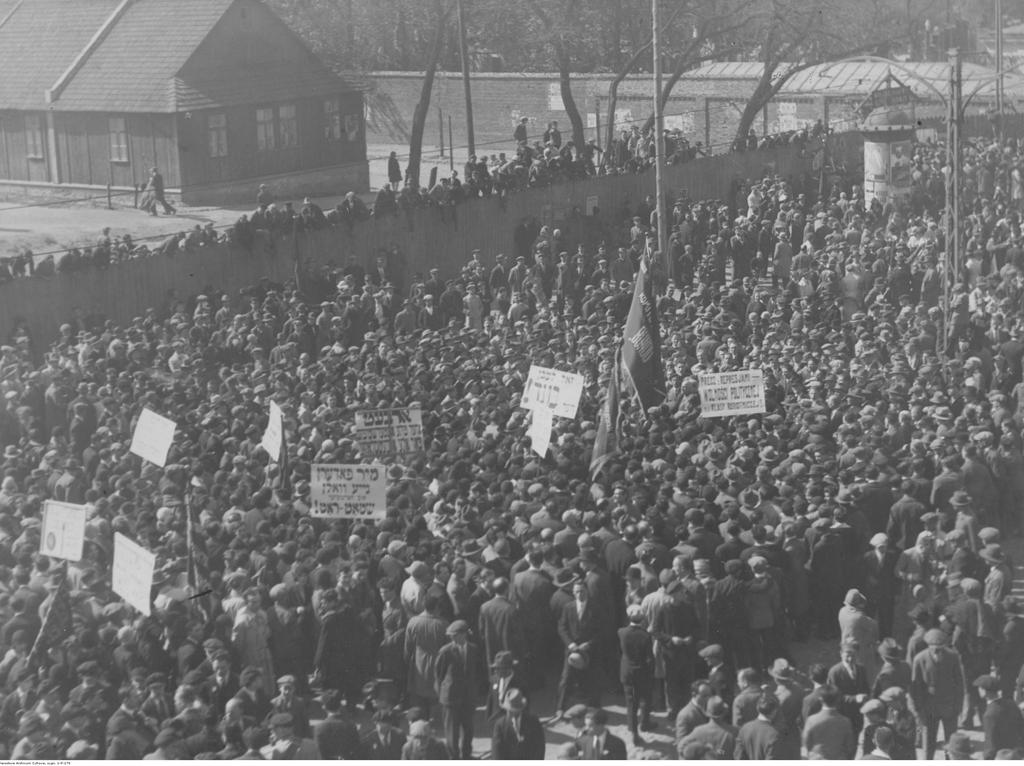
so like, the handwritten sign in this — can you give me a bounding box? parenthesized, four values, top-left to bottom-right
(311, 464, 387, 520)
(521, 365, 585, 419)
(112, 533, 156, 616)
(41, 500, 87, 562)
(697, 369, 766, 417)
(529, 408, 554, 457)
(261, 401, 284, 462)
(129, 408, 176, 467)
(354, 408, 423, 463)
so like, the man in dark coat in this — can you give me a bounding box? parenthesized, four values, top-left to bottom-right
(827, 639, 870, 737)
(478, 577, 524, 667)
(910, 628, 967, 760)
(433, 620, 479, 759)
(618, 605, 655, 745)
(360, 710, 406, 760)
(555, 580, 602, 715)
(313, 691, 361, 760)
(977, 674, 1024, 759)
(491, 689, 545, 760)
(575, 707, 626, 759)
(859, 533, 899, 640)
(510, 548, 555, 690)
(734, 693, 781, 760)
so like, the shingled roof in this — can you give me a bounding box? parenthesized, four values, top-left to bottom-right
(0, 0, 352, 113)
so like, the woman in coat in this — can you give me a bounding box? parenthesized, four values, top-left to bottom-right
(315, 589, 369, 707)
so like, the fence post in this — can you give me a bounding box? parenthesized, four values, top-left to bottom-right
(107, 183, 112, 210)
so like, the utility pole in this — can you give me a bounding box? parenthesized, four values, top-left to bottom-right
(996, 0, 1004, 142)
(456, 0, 475, 158)
(652, 0, 669, 279)
(943, 47, 962, 361)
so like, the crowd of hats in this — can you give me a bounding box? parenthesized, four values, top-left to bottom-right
(0, 133, 1023, 758)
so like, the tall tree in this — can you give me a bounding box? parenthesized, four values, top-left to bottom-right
(525, 0, 588, 148)
(731, 0, 942, 147)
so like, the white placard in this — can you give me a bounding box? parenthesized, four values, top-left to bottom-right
(112, 533, 156, 616)
(129, 408, 176, 467)
(311, 463, 388, 520)
(529, 408, 554, 457)
(354, 408, 423, 464)
(697, 370, 767, 417)
(40, 500, 87, 562)
(520, 365, 585, 419)
(547, 83, 562, 111)
(261, 400, 284, 462)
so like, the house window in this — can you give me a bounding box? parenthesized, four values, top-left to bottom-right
(344, 113, 360, 142)
(25, 115, 45, 159)
(279, 104, 298, 148)
(208, 113, 228, 157)
(324, 99, 342, 141)
(256, 107, 276, 151)
(109, 117, 129, 162)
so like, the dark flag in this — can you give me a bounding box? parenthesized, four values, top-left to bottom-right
(621, 251, 665, 414)
(590, 349, 622, 479)
(28, 574, 72, 667)
(277, 424, 291, 495)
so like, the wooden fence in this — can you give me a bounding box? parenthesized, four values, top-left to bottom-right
(1, 141, 819, 347)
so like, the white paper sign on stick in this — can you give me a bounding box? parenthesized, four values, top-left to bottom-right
(112, 533, 156, 616)
(261, 401, 284, 461)
(529, 408, 554, 457)
(520, 365, 585, 419)
(129, 408, 176, 467)
(40, 500, 87, 562)
(697, 369, 767, 417)
(310, 463, 388, 520)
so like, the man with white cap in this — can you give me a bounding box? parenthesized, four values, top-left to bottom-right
(860, 532, 898, 639)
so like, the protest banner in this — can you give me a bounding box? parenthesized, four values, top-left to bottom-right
(520, 365, 585, 419)
(529, 408, 554, 457)
(129, 408, 176, 467)
(310, 463, 388, 520)
(354, 408, 423, 463)
(40, 500, 87, 562)
(112, 533, 156, 616)
(261, 400, 284, 461)
(697, 369, 767, 417)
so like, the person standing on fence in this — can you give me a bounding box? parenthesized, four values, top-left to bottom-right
(142, 167, 176, 216)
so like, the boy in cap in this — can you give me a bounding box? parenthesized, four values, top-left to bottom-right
(618, 604, 655, 746)
(267, 675, 310, 738)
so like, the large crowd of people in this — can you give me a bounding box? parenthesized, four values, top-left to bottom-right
(0, 129, 1021, 761)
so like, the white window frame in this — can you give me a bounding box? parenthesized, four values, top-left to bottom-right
(256, 107, 276, 152)
(109, 117, 129, 163)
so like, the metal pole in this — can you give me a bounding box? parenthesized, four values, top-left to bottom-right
(448, 116, 454, 172)
(456, 0, 475, 157)
(943, 48, 961, 362)
(438, 106, 445, 157)
(996, 0, 1004, 142)
(652, 0, 670, 279)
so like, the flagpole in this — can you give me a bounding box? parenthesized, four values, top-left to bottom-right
(652, 0, 669, 279)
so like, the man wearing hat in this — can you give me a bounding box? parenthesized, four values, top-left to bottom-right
(982, 543, 1012, 607)
(486, 651, 520, 721)
(403, 592, 449, 720)
(267, 675, 311, 738)
(861, 532, 898, 639)
(266, 712, 320, 759)
(618, 604, 654, 746)
(676, 695, 737, 759)
(802, 684, 856, 760)
(491, 688, 545, 760)
(312, 691, 358, 760)
(698, 644, 732, 708)
(838, 589, 879, 678)
(555, 580, 601, 718)
(910, 628, 966, 759)
(977, 673, 1024, 758)
(433, 619, 479, 759)
(10, 712, 58, 760)
(104, 686, 153, 760)
(826, 638, 870, 738)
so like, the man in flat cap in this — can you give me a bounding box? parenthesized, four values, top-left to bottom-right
(434, 619, 479, 758)
(910, 628, 966, 759)
(265, 712, 320, 759)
